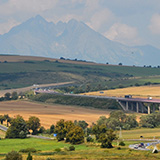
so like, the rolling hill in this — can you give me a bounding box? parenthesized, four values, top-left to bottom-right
(0, 55, 160, 90)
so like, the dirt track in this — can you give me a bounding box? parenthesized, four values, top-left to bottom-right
(0, 100, 111, 128)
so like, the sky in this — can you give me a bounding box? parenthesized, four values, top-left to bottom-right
(0, 0, 160, 48)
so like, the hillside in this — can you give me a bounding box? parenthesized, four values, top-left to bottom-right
(0, 15, 160, 66)
(0, 55, 160, 90)
(85, 85, 160, 99)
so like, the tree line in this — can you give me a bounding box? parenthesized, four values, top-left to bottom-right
(2, 111, 160, 148)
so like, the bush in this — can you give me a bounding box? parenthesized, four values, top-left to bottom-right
(19, 148, 37, 153)
(117, 147, 121, 150)
(69, 146, 75, 151)
(5, 151, 22, 160)
(86, 136, 94, 142)
(119, 141, 125, 146)
(63, 146, 69, 151)
(55, 148, 61, 152)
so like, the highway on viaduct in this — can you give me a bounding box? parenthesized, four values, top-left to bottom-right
(35, 90, 160, 114)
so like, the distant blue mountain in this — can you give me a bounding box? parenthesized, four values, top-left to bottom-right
(0, 15, 160, 66)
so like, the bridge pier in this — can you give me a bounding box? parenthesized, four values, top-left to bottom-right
(126, 101, 129, 111)
(136, 102, 139, 113)
(148, 105, 151, 114)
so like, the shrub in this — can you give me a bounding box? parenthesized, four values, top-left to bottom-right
(63, 146, 69, 151)
(86, 136, 94, 142)
(19, 148, 37, 153)
(69, 146, 75, 151)
(119, 141, 125, 146)
(5, 151, 22, 160)
(117, 147, 121, 150)
(55, 148, 61, 152)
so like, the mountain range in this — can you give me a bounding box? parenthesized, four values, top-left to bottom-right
(0, 15, 160, 66)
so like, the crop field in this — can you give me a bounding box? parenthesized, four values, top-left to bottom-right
(0, 100, 113, 128)
(85, 85, 160, 98)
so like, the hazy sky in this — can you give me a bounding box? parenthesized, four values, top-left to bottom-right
(0, 0, 160, 48)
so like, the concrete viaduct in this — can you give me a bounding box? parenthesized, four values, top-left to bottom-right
(35, 90, 160, 114)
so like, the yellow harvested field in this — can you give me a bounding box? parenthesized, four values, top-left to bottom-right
(0, 100, 112, 128)
(84, 85, 160, 98)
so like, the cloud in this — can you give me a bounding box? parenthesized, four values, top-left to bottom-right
(0, 19, 20, 35)
(105, 23, 139, 45)
(149, 14, 160, 35)
(0, 0, 58, 16)
(86, 9, 114, 31)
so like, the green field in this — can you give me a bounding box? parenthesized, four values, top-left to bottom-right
(0, 60, 160, 90)
(122, 128, 160, 139)
(1, 128, 160, 159)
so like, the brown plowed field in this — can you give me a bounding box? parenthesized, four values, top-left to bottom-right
(0, 100, 111, 128)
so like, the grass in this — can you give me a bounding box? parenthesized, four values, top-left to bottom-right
(121, 128, 160, 139)
(0, 138, 91, 154)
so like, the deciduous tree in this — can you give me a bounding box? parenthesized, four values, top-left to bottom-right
(6, 115, 28, 138)
(27, 116, 40, 135)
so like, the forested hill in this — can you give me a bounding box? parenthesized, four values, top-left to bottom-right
(0, 55, 160, 90)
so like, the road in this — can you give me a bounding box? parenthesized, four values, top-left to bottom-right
(0, 81, 75, 97)
(0, 125, 8, 132)
(129, 141, 160, 151)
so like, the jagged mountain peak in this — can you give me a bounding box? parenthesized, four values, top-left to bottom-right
(0, 16, 160, 66)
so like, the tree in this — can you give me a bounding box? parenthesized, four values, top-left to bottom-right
(50, 124, 55, 134)
(99, 129, 117, 148)
(54, 119, 66, 141)
(109, 111, 126, 123)
(4, 92, 11, 100)
(66, 126, 84, 144)
(4, 114, 12, 127)
(97, 116, 108, 126)
(139, 113, 158, 128)
(6, 115, 28, 139)
(64, 120, 75, 142)
(12, 91, 18, 100)
(0, 115, 5, 124)
(5, 151, 22, 160)
(38, 126, 45, 134)
(27, 116, 41, 135)
(74, 120, 88, 130)
(92, 124, 107, 141)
